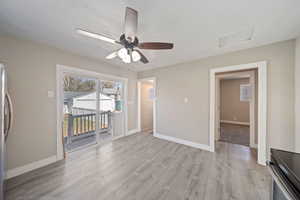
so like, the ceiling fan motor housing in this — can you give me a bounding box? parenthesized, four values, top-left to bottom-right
(120, 34, 139, 50)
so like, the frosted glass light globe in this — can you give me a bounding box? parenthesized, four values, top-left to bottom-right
(118, 48, 128, 59)
(132, 50, 141, 62)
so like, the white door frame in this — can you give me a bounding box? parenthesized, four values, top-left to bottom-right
(210, 61, 267, 165)
(137, 77, 157, 134)
(56, 64, 128, 161)
(216, 71, 256, 148)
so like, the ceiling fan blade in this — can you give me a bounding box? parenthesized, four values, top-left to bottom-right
(76, 29, 119, 44)
(138, 42, 174, 50)
(135, 50, 149, 64)
(105, 51, 118, 59)
(124, 7, 138, 42)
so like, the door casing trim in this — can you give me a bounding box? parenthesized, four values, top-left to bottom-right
(209, 61, 267, 165)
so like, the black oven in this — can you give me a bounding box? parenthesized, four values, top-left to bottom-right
(268, 149, 300, 200)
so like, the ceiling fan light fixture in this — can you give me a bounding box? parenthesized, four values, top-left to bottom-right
(132, 50, 141, 62)
(122, 55, 131, 63)
(118, 48, 128, 59)
(118, 48, 132, 63)
(77, 7, 174, 65)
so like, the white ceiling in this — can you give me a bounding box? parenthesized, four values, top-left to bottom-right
(0, 0, 300, 71)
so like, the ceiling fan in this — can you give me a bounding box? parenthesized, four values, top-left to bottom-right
(76, 7, 174, 64)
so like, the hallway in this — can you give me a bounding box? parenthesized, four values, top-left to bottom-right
(219, 123, 250, 146)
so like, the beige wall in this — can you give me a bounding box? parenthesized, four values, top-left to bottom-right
(139, 40, 295, 152)
(141, 81, 153, 132)
(295, 37, 300, 153)
(220, 78, 250, 123)
(0, 35, 138, 170)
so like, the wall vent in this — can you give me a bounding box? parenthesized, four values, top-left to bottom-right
(219, 28, 254, 48)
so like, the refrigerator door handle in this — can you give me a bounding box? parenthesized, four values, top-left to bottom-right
(4, 93, 13, 141)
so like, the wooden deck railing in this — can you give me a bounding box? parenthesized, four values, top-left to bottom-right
(63, 111, 111, 138)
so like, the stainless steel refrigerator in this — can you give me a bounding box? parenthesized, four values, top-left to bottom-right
(0, 64, 13, 200)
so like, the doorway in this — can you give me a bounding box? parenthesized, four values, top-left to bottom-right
(138, 77, 156, 134)
(210, 61, 267, 165)
(56, 65, 128, 159)
(215, 71, 257, 149)
(63, 75, 99, 152)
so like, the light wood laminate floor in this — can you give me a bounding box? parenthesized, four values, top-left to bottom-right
(5, 132, 271, 200)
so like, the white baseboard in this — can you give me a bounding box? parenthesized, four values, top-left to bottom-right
(154, 133, 211, 152)
(113, 134, 125, 140)
(250, 143, 258, 149)
(220, 120, 250, 126)
(127, 128, 140, 136)
(5, 155, 57, 180)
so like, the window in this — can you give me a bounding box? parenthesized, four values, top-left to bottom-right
(240, 84, 251, 102)
(101, 81, 123, 112)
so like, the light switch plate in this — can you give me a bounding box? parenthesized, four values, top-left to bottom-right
(184, 97, 188, 103)
(48, 90, 54, 98)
